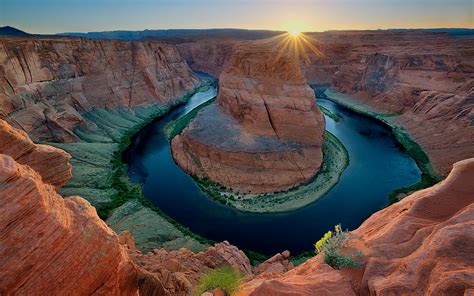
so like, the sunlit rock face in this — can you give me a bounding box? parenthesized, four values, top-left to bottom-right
(238, 158, 474, 296)
(0, 120, 141, 295)
(0, 119, 71, 189)
(172, 43, 325, 193)
(217, 45, 325, 146)
(0, 37, 200, 142)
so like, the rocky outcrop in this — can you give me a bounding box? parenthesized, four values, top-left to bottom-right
(254, 250, 293, 275)
(216, 45, 325, 146)
(172, 44, 325, 193)
(0, 36, 200, 142)
(0, 118, 71, 188)
(0, 119, 145, 295)
(238, 158, 474, 295)
(176, 32, 474, 176)
(0, 119, 253, 295)
(0, 153, 141, 295)
(131, 241, 252, 295)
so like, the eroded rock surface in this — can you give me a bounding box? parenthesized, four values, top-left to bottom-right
(172, 44, 325, 193)
(177, 39, 237, 77)
(238, 158, 474, 295)
(0, 119, 253, 295)
(0, 36, 200, 142)
(130, 241, 251, 295)
(0, 118, 71, 188)
(0, 155, 142, 295)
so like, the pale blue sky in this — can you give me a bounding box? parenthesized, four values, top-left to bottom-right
(1, 0, 472, 34)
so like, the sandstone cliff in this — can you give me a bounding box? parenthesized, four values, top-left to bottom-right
(177, 39, 237, 77)
(238, 158, 474, 295)
(309, 32, 474, 176)
(0, 117, 253, 295)
(0, 119, 71, 188)
(177, 32, 474, 176)
(0, 122, 143, 295)
(172, 44, 325, 193)
(0, 36, 200, 142)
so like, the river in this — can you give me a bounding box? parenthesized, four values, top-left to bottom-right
(123, 86, 421, 255)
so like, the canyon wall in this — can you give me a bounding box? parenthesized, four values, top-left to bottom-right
(0, 119, 142, 295)
(0, 36, 200, 142)
(306, 32, 474, 176)
(0, 36, 212, 254)
(238, 158, 474, 295)
(0, 119, 256, 295)
(177, 40, 237, 77)
(172, 44, 325, 193)
(177, 32, 474, 176)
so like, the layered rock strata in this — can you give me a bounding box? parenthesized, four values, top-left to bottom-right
(238, 158, 474, 295)
(0, 119, 254, 295)
(0, 119, 71, 188)
(0, 36, 200, 142)
(172, 44, 325, 193)
(0, 35, 210, 254)
(0, 150, 141, 294)
(130, 241, 252, 295)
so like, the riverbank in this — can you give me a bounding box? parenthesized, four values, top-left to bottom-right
(320, 87, 442, 203)
(166, 100, 349, 213)
(165, 97, 216, 139)
(49, 81, 214, 253)
(220, 131, 349, 213)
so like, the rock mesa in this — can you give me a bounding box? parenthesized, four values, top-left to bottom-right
(172, 44, 325, 193)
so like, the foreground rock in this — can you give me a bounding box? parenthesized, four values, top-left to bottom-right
(0, 119, 253, 295)
(172, 44, 325, 193)
(238, 158, 474, 295)
(0, 119, 71, 188)
(130, 241, 252, 295)
(0, 36, 199, 142)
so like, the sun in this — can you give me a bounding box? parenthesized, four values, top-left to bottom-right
(288, 29, 302, 37)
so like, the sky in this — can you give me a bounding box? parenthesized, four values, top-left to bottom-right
(1, 0, 473, 34)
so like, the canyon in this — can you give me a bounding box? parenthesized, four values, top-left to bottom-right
(172, 43, 325, 193)
(1, 29, 473, 295)
(1, 116, 473, 295)
(0, 118, 261, 295)
(176, 31, 474, 177)
(0, 36, 200, 142)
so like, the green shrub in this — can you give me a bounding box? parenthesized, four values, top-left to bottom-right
(196, 266, 242, 295)
(315, 224, 362, 269)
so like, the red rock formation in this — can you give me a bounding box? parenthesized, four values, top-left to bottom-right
(0, 119, 254, 295)
(176, 32, 474, 176)
(131, 241, 252, 295)
(303, 31, 474, 176)
(177, 39, 237, 77)
(0, 154, 141, 294)
(0, 119, 71, 188)
(238, 158, 474, 295)
(172, 44, 325, 193)
(0, 36, 200, 142)
(217, 45, 325, 146)
(254, 250, 293, 275)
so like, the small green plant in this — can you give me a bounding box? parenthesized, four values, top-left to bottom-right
(314, 224, 362, 269)
(196, 266, 242, 295)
